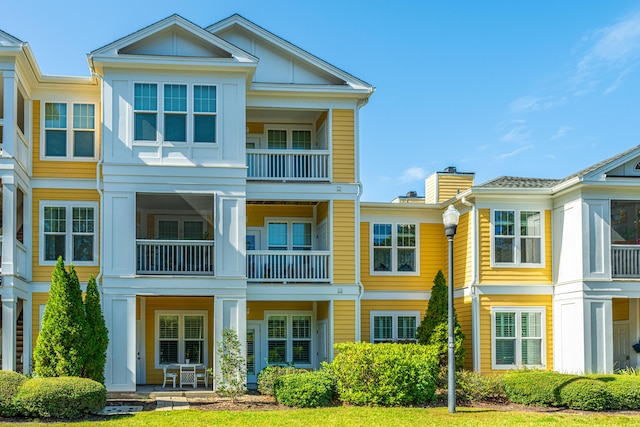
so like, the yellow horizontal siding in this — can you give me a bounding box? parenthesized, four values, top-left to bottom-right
(437, 175, 474, 203)
(360, 300, 427, 343)
(479, 294, 553, 373)
(333, 201, 356, 284)
(246, 204, 314, 227)
(479, 209, 553, 284)
(246, 122, 264, 134)
(32, 100, 98, 179)
(333, 300, 356, 343)
(317, 301, 329, 320)
(455, 296, 473, 370)
(144, 296, 214, 385)
(331, 109, 355, 183)
(425, 174, 436, 204)
(453, 212, 472, 289)
(31, 292, 50, 354)
(360, 222, 446, 291)
(613, 298, 629, 321)
(246, 301, 313, 321)
(31, 188, 100, 282)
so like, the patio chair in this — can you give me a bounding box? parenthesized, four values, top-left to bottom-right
(180, 364, 197, 389)
(195, 365, 208, 388)
(162, 365, 177, 388)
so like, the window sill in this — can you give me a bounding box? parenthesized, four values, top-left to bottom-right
(491, 263, 544, 269)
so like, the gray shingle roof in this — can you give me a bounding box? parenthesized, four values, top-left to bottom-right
(476, 176, 561, 189)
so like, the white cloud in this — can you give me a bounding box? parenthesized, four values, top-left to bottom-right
(497, 119, 532, 143)
(497, 145, 533, 160)
(550, 126, 574, 140)
(398, 166, 427, 183)
(509, 96, 566, 114)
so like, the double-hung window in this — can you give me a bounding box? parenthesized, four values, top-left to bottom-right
(493, 210, 542, 266)
(370, 311, 420, 343)
(267, 313, 312, 366)
(41, 202, 97, 265)
(44, 102, 96, 158)
(134, 83, 217, 144)
(266, 126, 313, 150)
(372, 223, 417, 273)
(157, 311, 206, 366)
(493, 307, 544, 369)
(267, 220, 312, 251)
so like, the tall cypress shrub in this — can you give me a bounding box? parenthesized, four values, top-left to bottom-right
(416, 270, 465, 369)
(83, 275, 109, 384)
(34, 258, 88, 377)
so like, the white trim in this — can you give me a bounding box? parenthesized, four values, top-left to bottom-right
(369, 222, 420, 276)
(490, 208, 545, 268)
(154, 310, 208, 369)
(38, 200, 99, 267)
(369, 310, 420, 343)
(264, 310, 315, 368)
(491, 306, 546, 370)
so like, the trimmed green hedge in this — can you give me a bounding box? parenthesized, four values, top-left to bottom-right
(257, 366, 307, 396)
(0, 371, 28, 417)
(14, 376, 106, 418)
(503, 370, 575, 407)
(329, 342, 439, 406)
(558, 377, 610, 411)
(593, 375, 640, 410)
(274, 370, 335, 408)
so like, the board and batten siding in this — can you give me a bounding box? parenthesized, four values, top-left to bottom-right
(333, 300, 356, 343)
(478, 209, 553, 284)
(144, 296, 214, 385)
(331, 109, 355, 183)
(360, 222, 446, 291)
(333, 200, 356, 284)
(31, 188, 100, 282)
(478, 294, 553, 373)
(32, 100, 98, 179)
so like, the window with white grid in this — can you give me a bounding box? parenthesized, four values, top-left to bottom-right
(371, 311, 420, 343)
(492, 307, 544, 369)
(41, 202, 97, 265)
(44, 102, 96, 159)
(266, 313, 313, 367)
(371, 223, 418, 274)
(156, 311, 207, 367)
(493, 209, 542, 266)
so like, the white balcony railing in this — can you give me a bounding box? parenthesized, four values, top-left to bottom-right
(612, 244, 640, 278)
(136, 239, 214, 276)
(247, 250, 330, 283)
(247, 150, 329, 181)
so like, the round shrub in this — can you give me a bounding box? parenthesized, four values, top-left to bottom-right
(603, 376, 640, 410)
(559, 377, 610, 411)
(15, 376, 106, 418)
(456, 370, 506, 403)
(503, 370, 576, 407)
(330, 342, 439, 406)
(257, 366, 307, 396)
(0, 371, 27, 417)
(274, 370, 335, 408)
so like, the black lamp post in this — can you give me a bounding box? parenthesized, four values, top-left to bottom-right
(442, 204, 460, 414)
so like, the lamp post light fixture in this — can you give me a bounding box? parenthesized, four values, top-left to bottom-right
(442, 204, 460, 414)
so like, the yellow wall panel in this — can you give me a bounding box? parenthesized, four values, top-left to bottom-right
(331, 109, 355, 182)
(32, 100, 98, 179)
(333, 201, 356, 284)
(333, 300, 356, 343)
(613, 298, 630, 321)
(437, 175, 474, 203)
(31, 188, 100, 282)
(317, 301, 329, 320)
(246, 204, 314, 227)
(479, 209, 553, 284)
(317, 201, 329, 225)
(144, 296, 214, 385)
(478, 294, 553, 373)
(360, 222, 446, 291)
(246, 301, 313, 321)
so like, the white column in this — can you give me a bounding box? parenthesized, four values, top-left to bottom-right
(21, 297, 31, 374)
(2, 181, 15, 275)
(0, 291, 16, 370)
(103, 293, 136, 392)
(213, 295, 247, 390)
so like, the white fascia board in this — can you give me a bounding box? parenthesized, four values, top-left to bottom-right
(247, 95, 358, 110)
(246, 183, 358, 200)
(475, 198, 554, 211)
(360, 207, 443, 224)
(101, 276, 247, 294)
(102, 164, 247, 178)
(247, 284, 359, 300)
(31, 178, 96, 190)
(90, 55, 257, 76)
(249, 82, 372, 98)
(361, 290, 430, 300)
(476, 284, 554, 295)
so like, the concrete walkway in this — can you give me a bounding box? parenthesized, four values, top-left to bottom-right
(155, 396, 190, 411)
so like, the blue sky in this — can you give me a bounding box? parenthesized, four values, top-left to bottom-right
(3, 1, 640, 201)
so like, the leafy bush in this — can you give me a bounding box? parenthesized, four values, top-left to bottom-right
(14, 376, 106, 418)
(274, 370, 335, 408)
(456, 370, 507, 403)
(216, 328, 246, 403)
(0, 371, 27, 417)
(257, 365, 306, 396)
(329, 342, 439, 406)
(596, 375, 640, 410)
(503, 370, 576, 407)
(559, 377, 610, 411)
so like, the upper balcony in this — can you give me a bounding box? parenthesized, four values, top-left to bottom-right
(246, 108, 330, 182)
(611, 200, 640, 278)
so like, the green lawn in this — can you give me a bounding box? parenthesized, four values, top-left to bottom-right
(7, 407, 640, 426)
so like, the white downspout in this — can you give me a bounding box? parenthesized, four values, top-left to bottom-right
(91, 64, 105, 288)
(461, 196, 480, 371)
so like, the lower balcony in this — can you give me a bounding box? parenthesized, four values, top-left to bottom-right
(247, 251, 330, 283)
(612, 245, 640, 278)
(136, 240, 214, 276)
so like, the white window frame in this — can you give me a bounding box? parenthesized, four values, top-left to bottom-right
(41, 101, 98, 160)
(133, 82, 218, 145)
(491, 306, 546, 370)
(264, 124, 314, 150)
(491, 209, 544, 267)
(153, 215, 208, 240)
(264, 311, 314, 368)
(370, 310, 420, 343)
(154, 310, 208, 368)
(39, 201, 98, 266)
(265, 217, 314, 251)
(370, 223, 419, 275)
